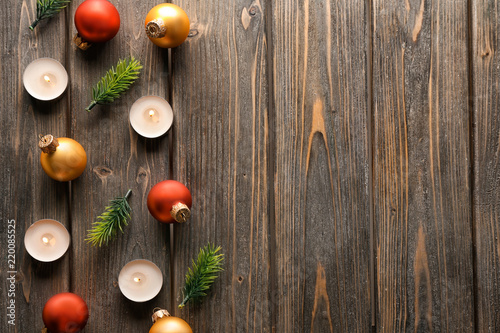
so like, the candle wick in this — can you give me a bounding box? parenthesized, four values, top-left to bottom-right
(44, 75, 51, 83)
(149, 110, 155, 118)
(42, 237, 49, 244)
(134, 277, 141, 283)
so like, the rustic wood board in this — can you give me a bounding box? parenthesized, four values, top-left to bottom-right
(170, 0, 272, 332)
(472, 1, 500, 331)
(271, 0, 372, 331)
(5, 0, 500, 332)
(373, 0, 474, 331)
(66, 0, 171, 331)
(0, 2, 71, 332)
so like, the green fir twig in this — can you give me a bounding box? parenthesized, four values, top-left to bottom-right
(86, 190, 132, 247)
(29, 0, 71, 30)
(86, 57, 142, 111)
(179, 244, 224, 309)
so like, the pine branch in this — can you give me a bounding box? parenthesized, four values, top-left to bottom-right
(30, 0, 71, 30)
(86, 57, 142, 111)
(86, 190, 132, 247)
(179, 244, 224, 309)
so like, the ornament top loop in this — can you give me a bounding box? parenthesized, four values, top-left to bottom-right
(170, 202, 191, 223)
(39, 134, 59, 154)
(73, 33, 92, 51)
(152, 308, 171, 323)
(146, 18, 167, 38)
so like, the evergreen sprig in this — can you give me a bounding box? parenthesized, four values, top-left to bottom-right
(86, 57, 142, 111)
(179, 244, 224, 309)
(29, 0, 71, 30)
(86, 190, 132, 247)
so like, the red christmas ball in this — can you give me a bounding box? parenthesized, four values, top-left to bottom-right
(147, 180, 192, 223)
(74, 0, 120, 43)
(43, 293, 89, 333)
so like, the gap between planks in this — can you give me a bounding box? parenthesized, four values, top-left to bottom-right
(466, 0, 479, 331)
(367, 0, 376, 328)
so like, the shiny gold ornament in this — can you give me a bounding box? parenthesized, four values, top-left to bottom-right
(149, 309, 192, 333)
(39, 134, 87, 182)
(145, 4, 190, 48)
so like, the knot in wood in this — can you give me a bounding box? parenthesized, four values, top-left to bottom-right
(93, 166, 112, 178)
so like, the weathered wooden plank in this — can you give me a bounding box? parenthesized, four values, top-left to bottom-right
(472, 1, 500, 331)
(373, 0, 474, 331)
(0, 1, 71, 332)
(171, 1, 271, 331)
(67, 0, 171, 330)
(272, 0, 371, 331)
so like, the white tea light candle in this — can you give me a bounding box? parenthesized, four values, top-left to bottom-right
(118, 259, 163, 302)
(24, 219, 70, 262)
(129, 96, 173, 138)
(23, 58, 68, 101)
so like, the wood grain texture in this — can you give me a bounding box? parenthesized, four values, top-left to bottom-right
(472, 1, 500, 331)
(171, 0, 271, 332)
(373, 0, 474, 331)
(6, 0, 500, 332)
(67, 0, 172, 331)
(0, 1, 71, 332)
(271, 0, 371, 331)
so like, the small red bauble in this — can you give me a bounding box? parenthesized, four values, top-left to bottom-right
(42, 292, 89, 333)
(74, 0, 120, 44)
(147, 180, 192, 223)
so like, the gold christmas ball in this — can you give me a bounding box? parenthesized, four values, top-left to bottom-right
(39, 135, 87, 182)
(149, 316, 193, 333)
(149, 309, 192, 333)
(145, 3, 190, 48)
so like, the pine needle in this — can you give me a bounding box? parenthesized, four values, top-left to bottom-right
(86, 57, 142, 111)
(86, 190, 132, 247)
(179, 244, 224, 309)
(30, 0, 71, 30)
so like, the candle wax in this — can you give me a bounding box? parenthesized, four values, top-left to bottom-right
(145, 109, 160, 123)
(23, 58, 68, 101)
(24, 219, 70, 262)
(118, 259, 163, 302)
(129, 96, 173, 138)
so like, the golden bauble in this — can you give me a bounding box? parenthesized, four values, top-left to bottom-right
(149, 316, 193, 333)
(145, 3, 190, 48)
(39, 135, 87, 182)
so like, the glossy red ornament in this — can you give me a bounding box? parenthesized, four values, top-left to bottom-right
(147, 180, 192, 223)
(42, 293, 89, 333)
(74, 0, 120, 46)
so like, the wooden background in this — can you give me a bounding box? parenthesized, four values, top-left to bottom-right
(1, 0, 500, 332)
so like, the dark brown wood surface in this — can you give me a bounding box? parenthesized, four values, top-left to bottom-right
(1, 0, 500, 332)
(67, 0, 173, 331)
(0, 2, 71, 332)
(270, 0, 372, 331)
(472, 1, 500, 331)
(373, 0, 474, 331)
(170, 0, 271, 332)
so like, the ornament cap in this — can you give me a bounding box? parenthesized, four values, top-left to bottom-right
(146, 18, 167, 38)
(152, 308, 171, 323)
(73, 33, 91, 50)
(170, 202, 191, 223)
(39, 134, 59, 154)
